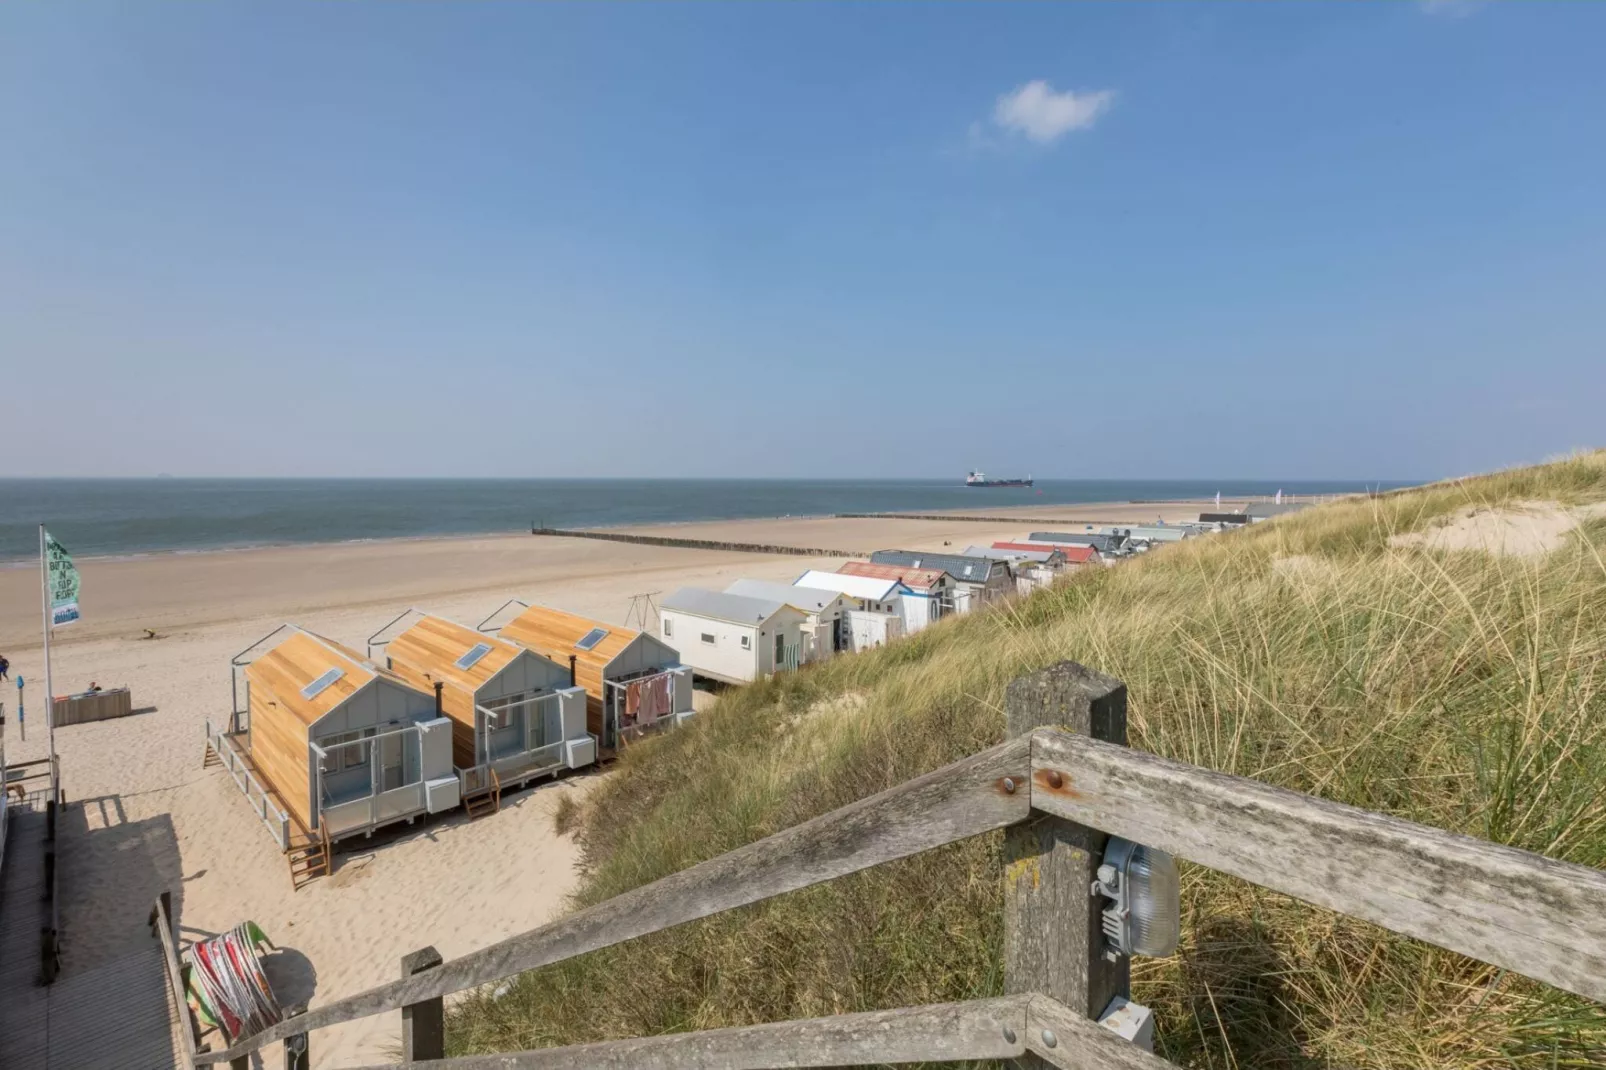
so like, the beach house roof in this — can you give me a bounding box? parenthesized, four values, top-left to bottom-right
(867, 550, 1005, 583)
(725, 579, 845, 614)
(1027, 532, 1122, 553)
(383, 613, 527, 694)
(964, 545, 1063, 565)
(661, 588, 800, 627)
(993, 541, 1099, 564)
(244, 626, 383, 726)
(836, 561, 950, 593)
(497, 604, 657, 701)
(794, 569, 910, 602)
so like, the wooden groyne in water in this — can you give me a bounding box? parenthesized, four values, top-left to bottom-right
(531, 528, 864, 558)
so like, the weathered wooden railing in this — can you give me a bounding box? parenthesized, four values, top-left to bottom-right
(193, 662, 1606, 1069)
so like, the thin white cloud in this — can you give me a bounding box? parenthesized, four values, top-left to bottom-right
(992, 80, 1116, 144)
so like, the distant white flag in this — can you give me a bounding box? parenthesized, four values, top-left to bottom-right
(1215, 490, 1221, 508)
(1275, 488, 1283, 505)
(45, 530, 81, 627)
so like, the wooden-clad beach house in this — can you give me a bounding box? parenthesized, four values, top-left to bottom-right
(367, 610, 594, 815)
(482, 602, 692, 751)
(216, 624, 459, 867)
(658, 588, 807, 685)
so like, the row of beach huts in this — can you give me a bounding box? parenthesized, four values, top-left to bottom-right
(206, 518, 1242, 884)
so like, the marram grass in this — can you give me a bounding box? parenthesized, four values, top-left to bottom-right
(449, 450, 1606, 1068)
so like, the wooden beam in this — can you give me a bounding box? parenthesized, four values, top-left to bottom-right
(1025, 994, 1177, 1070)
(196, 736, 1032, 1064)
(148, 892, 200, 1070)
(345, 996, 1030, 1070)
(1003, 661, 1130, 1070)
(1030, 728, 1606, 1004)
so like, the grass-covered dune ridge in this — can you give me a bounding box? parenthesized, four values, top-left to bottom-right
(453, 451, 1606, 1067)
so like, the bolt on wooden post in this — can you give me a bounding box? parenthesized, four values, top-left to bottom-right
(401, 946, 446, 1061)
(1004, 661, 1130, 1064)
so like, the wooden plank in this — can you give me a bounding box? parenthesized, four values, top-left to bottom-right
(347, 995, 1030, 1070)
(1025, 994, 1177, 1070)
(1029, 728, 1606, 1004)
(1004, 662, 1130, 1070)
(195, 736, 1032, 1064)
(149, 892, 199, 1069)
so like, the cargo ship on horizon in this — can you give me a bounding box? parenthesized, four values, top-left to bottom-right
(965, 471, 1034, 488)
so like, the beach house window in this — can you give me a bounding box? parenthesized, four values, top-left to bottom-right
(663, 619, 673, 637)
(323, 729, 374, 772)
(740, 635, 751, 650)
(701, 633, 716, 645)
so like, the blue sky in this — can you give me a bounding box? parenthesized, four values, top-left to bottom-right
(2, 2, 1602, 480)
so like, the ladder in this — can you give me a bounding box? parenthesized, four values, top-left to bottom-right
(462, 767, 501, 820)
(286, 824, 331, 890)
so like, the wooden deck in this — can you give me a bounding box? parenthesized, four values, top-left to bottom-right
(0, 802, 184, 1069)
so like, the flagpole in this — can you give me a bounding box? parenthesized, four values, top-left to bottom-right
(39, 524, 57, 802)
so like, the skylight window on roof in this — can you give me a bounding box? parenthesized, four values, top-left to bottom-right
(575, 627, 609, 651)
(301, 668, 345, 701)
(456, 642, 493, 670)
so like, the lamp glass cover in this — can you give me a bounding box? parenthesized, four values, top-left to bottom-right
(1126, 844, 1181, 957)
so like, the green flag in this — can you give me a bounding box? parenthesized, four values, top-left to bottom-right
(45, 530, 81, 627)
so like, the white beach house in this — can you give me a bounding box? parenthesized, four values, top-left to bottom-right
(725, 579, 853, 663)
(659, 588, 808, 685)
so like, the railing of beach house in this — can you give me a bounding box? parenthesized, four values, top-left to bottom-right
(311, 721, 433, 841)
(190, 661, 1606, 1069)
(206, 718, 291, 850)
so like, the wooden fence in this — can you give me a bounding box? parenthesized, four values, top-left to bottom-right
(189, 661, 1606, 1069)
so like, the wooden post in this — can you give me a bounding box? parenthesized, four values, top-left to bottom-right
(401, 946, 446, 1061)
(1003, 661, 1129, 1064)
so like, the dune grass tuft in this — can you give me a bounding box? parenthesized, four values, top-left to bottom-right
(450, 450, 1606, 1067)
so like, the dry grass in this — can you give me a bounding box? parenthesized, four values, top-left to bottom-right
(449, 450, 1606, 1067)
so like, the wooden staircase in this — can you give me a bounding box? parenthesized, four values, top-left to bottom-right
(462, 767, 501, 821)
(287, 825, 331, 890)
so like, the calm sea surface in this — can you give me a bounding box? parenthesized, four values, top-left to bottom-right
(0, 478, 1408, 563)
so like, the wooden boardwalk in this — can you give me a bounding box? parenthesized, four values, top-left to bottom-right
(0, 803, 184, 1069)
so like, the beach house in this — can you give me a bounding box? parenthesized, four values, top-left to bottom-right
(963, 545, 1063, 594)
(791, 570, 913, 645)
(725, 579, 852, 663)
(484, 603, 692, 751)
(225, 625, 460, 848)
(867, 550, 1014, 611)
(835, 561, 953, 631)
(367, 610, 593, 814)
(1025, 531, 1128, 555)
(991, 541, 1102, 568)
(658, 589, 807, 685)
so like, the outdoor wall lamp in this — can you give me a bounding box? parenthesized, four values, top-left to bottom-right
(1093, 837, 1180, 960)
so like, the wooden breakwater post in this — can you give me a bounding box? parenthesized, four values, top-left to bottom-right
(1004, 661, 1130, 1064)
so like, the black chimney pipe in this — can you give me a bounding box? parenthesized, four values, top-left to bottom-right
(568, 655, 578, 688)
(434, 681, 444, 716)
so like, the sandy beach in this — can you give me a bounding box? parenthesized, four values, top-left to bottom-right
(0, 500, 1209, 1067)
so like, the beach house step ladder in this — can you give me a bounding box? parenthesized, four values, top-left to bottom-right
(462, 767, 501, 821)
(286, 825, 331, 890)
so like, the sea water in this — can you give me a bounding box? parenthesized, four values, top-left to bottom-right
(0, 478, 1405, 563)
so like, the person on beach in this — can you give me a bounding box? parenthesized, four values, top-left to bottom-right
(88, 680, 102, 692)
(0, 654, 9, 680)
